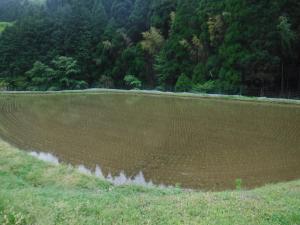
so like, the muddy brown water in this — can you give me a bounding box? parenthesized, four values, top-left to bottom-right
(0, 92, 299, 190)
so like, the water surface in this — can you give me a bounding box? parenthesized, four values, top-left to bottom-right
(0, 92, 299, 190)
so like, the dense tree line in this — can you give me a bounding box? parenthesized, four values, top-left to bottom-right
(0, 0, 300, 97)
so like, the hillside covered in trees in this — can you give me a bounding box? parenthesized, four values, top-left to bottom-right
(0, 0, 300, 97)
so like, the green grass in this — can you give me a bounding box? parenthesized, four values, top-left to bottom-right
(0, 140, 300, 225)
(0, 22, 13, 33)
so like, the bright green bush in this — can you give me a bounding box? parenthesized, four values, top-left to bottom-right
(124, 75, 142, 89)
(192, 80, 219, 93)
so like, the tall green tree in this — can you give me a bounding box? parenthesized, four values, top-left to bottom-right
(0, 0, 300, 96)
(277, 16, 296, 95)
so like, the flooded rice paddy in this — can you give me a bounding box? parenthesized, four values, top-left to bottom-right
(0, 92, 300, 190)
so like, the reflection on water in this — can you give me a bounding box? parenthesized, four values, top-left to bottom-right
(0, 92, 300, 190)
(30, 150, 159, 187)
(79, 164, 159, 187)
(30, 151, 59, 165)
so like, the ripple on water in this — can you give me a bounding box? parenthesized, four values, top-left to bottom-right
(0, 93, 300, 190)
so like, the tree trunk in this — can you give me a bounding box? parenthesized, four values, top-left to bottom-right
(281, 62, 284, 97)
(298, 67, 300, 91)
(146, 56, 155, 88)
(286, 67, 289, 94)
(260, 79, 265, 97)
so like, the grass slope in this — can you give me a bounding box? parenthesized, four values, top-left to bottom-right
(0, 140, 300, 225)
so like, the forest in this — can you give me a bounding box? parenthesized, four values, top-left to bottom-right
(0, 0, 300, 97)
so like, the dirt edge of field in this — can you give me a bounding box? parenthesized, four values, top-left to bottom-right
(1, 88, 300, 105)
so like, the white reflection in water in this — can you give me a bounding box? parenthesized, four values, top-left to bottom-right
(29, 151, 59, 165)
(29, 151, 162, 187)
(104, 170, 155, 187)
(78, 165, 92, 175)
(95, 165, 104, 178)
(79, 164, 156, 187)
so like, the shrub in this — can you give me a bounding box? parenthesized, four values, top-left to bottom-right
(124, 75, 142, 89)
(175, 74, 192, 92)
(0, 79, 8, 91)
(192, 63, 207, 83)
(192, 80, 219, 93)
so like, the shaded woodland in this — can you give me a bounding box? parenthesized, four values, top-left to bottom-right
(0, 0, 300, 97)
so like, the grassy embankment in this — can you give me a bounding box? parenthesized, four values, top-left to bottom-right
(3, 88, 300, 105)
(0, 140, 300, 225)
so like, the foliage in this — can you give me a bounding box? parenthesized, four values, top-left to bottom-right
(124, 74, 142, 89)
(25, 61, 55, 91)
(0, 22, 12, 33)
(51, 56, 86, 90)
(207, 15, 225, 47)
(0, 0, 300, 96)
(0, 79, 8, 91)
(175, 74, 192, 92)
(25, 57, 88, 91)
(277, 16, 296, 55)
(192, 80, 219, 93)
(141, 27, 165, 55)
